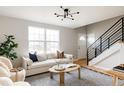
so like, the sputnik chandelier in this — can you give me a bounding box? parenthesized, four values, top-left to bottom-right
(54, 6, 80, 21)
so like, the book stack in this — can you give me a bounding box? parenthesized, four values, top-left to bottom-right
(113, 65, 124, 73)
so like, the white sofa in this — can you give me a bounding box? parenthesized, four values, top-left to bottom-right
(22, 53, 73, 76)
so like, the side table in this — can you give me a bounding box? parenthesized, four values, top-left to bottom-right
(10, 67, 26, 82)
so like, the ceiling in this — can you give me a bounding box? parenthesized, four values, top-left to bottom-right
(0, 6, 124, 28)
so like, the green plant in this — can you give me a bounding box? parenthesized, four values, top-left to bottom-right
(0, 35, 18, 60)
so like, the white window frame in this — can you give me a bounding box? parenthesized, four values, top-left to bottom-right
(28, 26, 60, 53)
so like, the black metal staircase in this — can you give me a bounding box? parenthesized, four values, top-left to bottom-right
(87, 17, 124, 63)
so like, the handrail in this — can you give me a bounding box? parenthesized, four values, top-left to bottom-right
(87, 17, 124, 62)
(101, 27, 122, 44)
(88, 18, 123, 49)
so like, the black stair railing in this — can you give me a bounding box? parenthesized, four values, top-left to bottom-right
(87, 17, 124, 63)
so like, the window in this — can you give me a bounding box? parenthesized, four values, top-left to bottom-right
(46, 29, 59, 53)
(28, 26, 60, 53)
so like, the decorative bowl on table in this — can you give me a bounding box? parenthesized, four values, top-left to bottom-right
(54, 65, 65, 71)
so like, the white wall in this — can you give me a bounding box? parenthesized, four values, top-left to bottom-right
(89, 42, 124, 69)
(75, 27, 87, 58)
(0, 16, 77, 67)
(86, 15, 124, 47)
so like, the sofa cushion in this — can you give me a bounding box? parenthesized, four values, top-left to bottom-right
(30, 58, 72, 69)
(0, 77, 13, 86)
(37, 53, 47, 62)
(0, 62, 10, 74)
(47, 53, 57, 59)
(0, 56, 13, 69)
(0, 67, 10, 77)
(64, 54, 73, 60)
(30, 60, 56, 69)
(14, 82, 30, 86)
(54, 58, 72, 64)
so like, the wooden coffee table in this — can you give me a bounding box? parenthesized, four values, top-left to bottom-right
(106, 70, 124, 86)
(49, 64, 81, 86)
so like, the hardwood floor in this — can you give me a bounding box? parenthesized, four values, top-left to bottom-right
(73, 58, 87, 67)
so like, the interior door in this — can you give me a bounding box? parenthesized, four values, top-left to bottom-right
(77, 33, 86, 59)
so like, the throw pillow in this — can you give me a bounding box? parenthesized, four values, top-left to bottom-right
(57, 51, 65, 59)
(29, 53, 38, 62)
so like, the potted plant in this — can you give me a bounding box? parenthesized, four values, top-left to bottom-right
(0, 35, 18, 60)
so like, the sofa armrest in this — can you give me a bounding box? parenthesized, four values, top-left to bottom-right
(22, 57, 33, 70)
(64, 54, 74, 60)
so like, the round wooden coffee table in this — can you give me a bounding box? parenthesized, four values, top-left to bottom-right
(49, 64, 81, 86)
